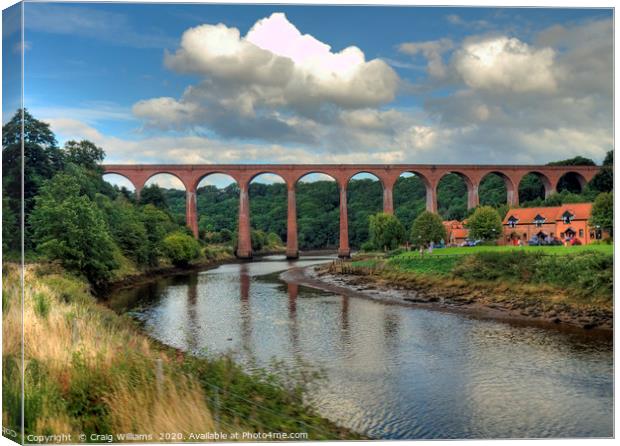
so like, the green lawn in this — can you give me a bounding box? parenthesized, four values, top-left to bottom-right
(421, 244, 613, 256)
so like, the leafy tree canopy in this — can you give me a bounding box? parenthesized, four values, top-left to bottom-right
(466, 206, 503, 241)
(368, 212, 406, 251)
(410, 211, 446, 247)
(589, 192, 613, 233)
(161, 232, 201, 267)
(590, 150, 613, 193)
(140, 184, 170, 211)
(30, 172, 119, 286)
(62, 140, 105, 171)
(547, 156, 596, 166)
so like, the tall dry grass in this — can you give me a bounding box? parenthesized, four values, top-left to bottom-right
(3, 263, 218, 439)
(3, 262, 354, 442)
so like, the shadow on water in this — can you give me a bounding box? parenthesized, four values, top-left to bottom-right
(106, 256, 613, 440)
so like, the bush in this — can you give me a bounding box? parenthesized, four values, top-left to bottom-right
(386, 247, 405, 258)
(453, 250, 612, 300)
(33, 293, 50, 318)
(266, 232, 283, 247)
(251, 229, 268, 251)
(360, 241, 375, 252)
(160, 232, 201, 267)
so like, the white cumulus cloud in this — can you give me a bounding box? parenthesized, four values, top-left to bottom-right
(453, 36, 557, 92)
(134, 12, 399, 141)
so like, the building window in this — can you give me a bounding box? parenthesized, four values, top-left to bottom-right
(579, 229, 584, 237)
(562, 211, 573, 224)
(507, 216, 518, 228)
(533, 214, 545, 228)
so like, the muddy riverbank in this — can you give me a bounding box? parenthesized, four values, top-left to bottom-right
(280, 264, 613, 333)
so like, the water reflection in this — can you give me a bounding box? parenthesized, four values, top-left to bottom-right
(109, 256, 613, 439)
(239, 264, 252, 353)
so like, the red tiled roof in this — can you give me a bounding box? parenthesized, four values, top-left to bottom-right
(451, 228, 469, 239)
(443, 220, 463, 229)
(502, 203, 593, 225)
(556, 203, 593, 221)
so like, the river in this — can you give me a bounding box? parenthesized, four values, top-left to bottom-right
(108, 256, 613, 440)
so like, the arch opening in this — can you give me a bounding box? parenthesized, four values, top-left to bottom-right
(347, 172, 383, 249)
(479, 172, 510, 208)
(437, 172, 470, 221)
(296, 172, 340, 251)
(102, 173, 136, 200)
(143, 173, 187, 226)
(518, 172, 551, 204)
(393, 172, 428, 232)
(195, 173, 239, 245)
(557, 172, 587, 194)
(248, 173, 287, 254)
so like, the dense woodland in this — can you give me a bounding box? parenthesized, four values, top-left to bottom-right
(2, 110, 614, 286)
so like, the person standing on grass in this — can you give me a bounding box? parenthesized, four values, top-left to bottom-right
(419, 244, 425, 257)
(429, 241, 434, 254)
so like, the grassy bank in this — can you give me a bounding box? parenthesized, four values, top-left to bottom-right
(339, 245, 613, 329)
(2, 262, 359, 442)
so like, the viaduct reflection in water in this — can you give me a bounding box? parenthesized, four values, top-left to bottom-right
(110, 257, 613, 440)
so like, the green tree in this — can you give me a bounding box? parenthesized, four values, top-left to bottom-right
(30, 173, 118, 285)
(547, 156, 596, 166)
(368, 212, 406, 251)
(519, 173, 546, 203)
(410, 211, 446, 248)
(478, 173, 508, 207)
(2, 109, 62, 249)
(140, 204, 178, 266)
(62, 140, 105, 171)
(97, 195, 149, 266)
(347, 178, 383, 248)
(437, 173, 467, 220)
(590, 150, 613, 193)
(161, 232, 201, 266)
(2, 196, 17, 253)
(590, 192, 613, 235)
(466, 206, 503, 241)
(140, 184, 169, 211)
(394, 175, 426, 230)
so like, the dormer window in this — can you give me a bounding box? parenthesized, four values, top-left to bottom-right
(533, 214, 546, 228)
(507, 216, 518, 228)
(562, 211, 573, 224)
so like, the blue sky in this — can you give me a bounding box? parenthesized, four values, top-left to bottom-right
(2, 2, 614, 187)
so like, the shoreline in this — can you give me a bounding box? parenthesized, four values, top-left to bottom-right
(280, 264, 613, 335)
(102, 249, 338, 295)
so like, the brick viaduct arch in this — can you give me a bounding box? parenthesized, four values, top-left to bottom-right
(102, 164, 600, 259)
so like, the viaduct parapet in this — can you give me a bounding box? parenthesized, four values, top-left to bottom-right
(102, 164, 600, 259)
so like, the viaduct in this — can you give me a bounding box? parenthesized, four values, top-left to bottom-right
(102, 164, 600, 259)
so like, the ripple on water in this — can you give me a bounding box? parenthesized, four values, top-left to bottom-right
(113, 258, 613, 439)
